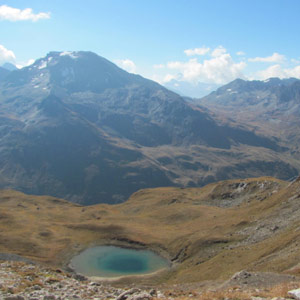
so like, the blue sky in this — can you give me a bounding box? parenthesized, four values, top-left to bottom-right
(1, 0, 300, 85)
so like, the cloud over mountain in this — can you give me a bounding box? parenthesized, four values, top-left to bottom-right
(256, 64, 300, 80)
(150, 47, 300, 95)
(0, 44, 15, 64)
(165, 46, 246, 84)
(115, 58, 137, 73)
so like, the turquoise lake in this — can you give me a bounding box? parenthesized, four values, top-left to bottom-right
(70, 246, 170, 277)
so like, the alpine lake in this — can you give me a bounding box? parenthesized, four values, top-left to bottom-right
(70, 246, 170, 278)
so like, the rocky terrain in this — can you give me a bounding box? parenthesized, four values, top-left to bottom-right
(0, 260, 157, 300)
(1, 260, 300, 300)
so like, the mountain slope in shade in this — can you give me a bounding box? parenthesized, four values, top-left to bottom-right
(0, 52, 296, 204)
(0, 67, 10, 81)
(2, 62, 18, 71)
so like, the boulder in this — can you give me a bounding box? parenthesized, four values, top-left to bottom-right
(288, 288, 300, 299)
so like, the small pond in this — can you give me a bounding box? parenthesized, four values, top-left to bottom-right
(70, 245, 170, 277)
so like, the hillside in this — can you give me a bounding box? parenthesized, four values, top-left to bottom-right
(0, 52, 297, 204)
(1, 176, 300, 285)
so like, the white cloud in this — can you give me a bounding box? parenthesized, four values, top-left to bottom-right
(287, 66, 300, 78)
(0, 45, 16, 64)
(150, 73, 179, 84)
(115, 59, 137, 73)
(184, 47, 210, 56)
(16, 58, 35, 69)
(26, 58, 35, 66)
(150, 47, 300, 87)
(153, 64, 165, 69)
(0, 44, 36, 69)
(211, 46, 227, 57)
(256, 64, 300, 80)
(249, 52, 285, 63)
(0, 5, 50, 22)
(162, 74, 177, 83)
(291, 58, 300, 64)
(166, 50, 246, 84)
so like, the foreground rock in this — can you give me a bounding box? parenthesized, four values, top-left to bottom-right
(0, 261, 155, 300)
(288, 288, 300, 299)
(1, 260, 300, 300)
(225, 270, 297, 288)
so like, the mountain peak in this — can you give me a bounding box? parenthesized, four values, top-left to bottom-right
(34, 51, 99, 69)
(45, 50, 98, 61)
(3, 50, 151, 93)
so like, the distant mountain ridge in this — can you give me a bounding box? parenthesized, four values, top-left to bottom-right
(197, 77, 300, 146)
(163, 79, 220, 98)
(0, 52, 297, 204)
(2, 62, 18, 71)
(201, 77, 300, 106)
(0, 63, 18, 82)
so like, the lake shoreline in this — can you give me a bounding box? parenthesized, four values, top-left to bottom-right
(68, 244, 172, 282)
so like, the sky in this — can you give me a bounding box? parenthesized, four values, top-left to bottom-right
(1, 0, 300, 87)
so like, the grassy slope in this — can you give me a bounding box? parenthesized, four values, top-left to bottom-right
(1, 176, 300, 284)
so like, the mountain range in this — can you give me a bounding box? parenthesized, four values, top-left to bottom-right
(0, 51, 299, 204)
(197, 77, 300, 147)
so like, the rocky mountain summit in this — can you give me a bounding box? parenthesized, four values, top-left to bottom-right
(0, 51, 297, 204)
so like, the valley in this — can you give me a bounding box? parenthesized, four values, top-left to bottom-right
(1, 176, 300, 286)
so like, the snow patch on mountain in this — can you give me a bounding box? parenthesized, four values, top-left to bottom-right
(38, 60, 47, 69)
(60, 51, 79, 59)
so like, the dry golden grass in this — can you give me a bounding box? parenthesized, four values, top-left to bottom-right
(1, 176, 300, 285)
